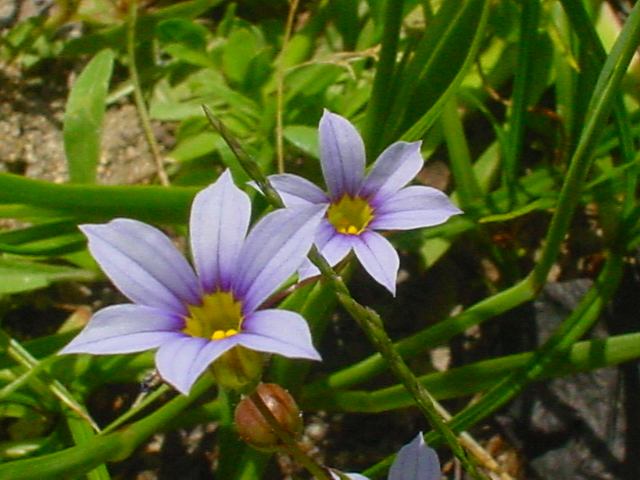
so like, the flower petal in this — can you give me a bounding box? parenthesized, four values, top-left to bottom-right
(190, 170, 251, 292)
(370, 186, 462, 231)
(360, 141, 423, 201)
(298, 221, 355, 280)
(59, 304, 183, 355)
(234, 204, 326, 313)
(239, 309, 321, 360)
(388, 433, 440, 480)
(319, 110, 366, 198)
(155, 336, 237, 394)
(352, 231, 399, 295)
(330, 471, 369, 480)
(80, 220, 199, 315)
(267, 173, 330, 207)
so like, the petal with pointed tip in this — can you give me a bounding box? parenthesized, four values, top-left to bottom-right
(388, 433, 440, 480)
(268, 173, 329, 207)
(80, 220, 200, 314)
(352, 231, 399, 295)
(155, 336, 237, 394)
(234, 204, 326, 312)
(319, 110, 366, 198)
(371, 186, 462, 231)
(190, 170, 251, 292)
(239, 309, 321, 360)
(360, 141, 423, 201)
(60, 304, 183, 355)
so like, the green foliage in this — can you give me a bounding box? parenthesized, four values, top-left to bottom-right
(2, 0, 640, 478)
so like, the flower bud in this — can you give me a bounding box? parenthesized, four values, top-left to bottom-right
(210, 346, 263, 392)
(234, 383, 303, 451)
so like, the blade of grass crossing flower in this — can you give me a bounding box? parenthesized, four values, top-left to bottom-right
(63, 49, 114, 184)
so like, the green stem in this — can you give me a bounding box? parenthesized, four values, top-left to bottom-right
(127, 0, 169, 186)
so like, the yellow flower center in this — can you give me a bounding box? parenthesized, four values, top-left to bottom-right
(327, 194, 374, 235)
(183, 291, 243, 341)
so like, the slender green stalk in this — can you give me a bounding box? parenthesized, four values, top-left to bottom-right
(275, 0, 300, 173)
(362, 0, 404, 157)
(127, 0, 169, 186)
(249, 391, 332, 480)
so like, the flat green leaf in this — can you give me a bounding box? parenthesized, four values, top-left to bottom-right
(0, 259, 94, 294)
(63, 49, 114, 184)
(283, 125, 319, 159)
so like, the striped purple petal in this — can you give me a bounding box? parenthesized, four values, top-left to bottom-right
(370, 186, 462, 231)
(155, 335, 238, 394)
(80, 220, 200, 315)
(268, 173, 330, 207)
(319, 110, 366, 198)
(238, 309, 321, 360)
(59, 304, 183, 355)
(352, 231, 399, 296)
(360, 141, 424, 202)
(234, 204, 326, 313)
(190, 170, 251, 292)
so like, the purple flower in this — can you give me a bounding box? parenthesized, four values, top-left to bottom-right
(266, 110, 462, 295)
(60, 170, 325, 395)
(331, 433, 440, 480)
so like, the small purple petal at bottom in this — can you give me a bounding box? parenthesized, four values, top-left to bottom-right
(352, 231, 399, 296)
(155, 336, 236, 395)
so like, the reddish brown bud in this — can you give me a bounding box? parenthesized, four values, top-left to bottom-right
(234, 383, 303, 451)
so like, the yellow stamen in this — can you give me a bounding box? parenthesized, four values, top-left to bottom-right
(211, 328, 238, 340)
(327, 194, 374, 235)
(183, 291, 243, 340)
